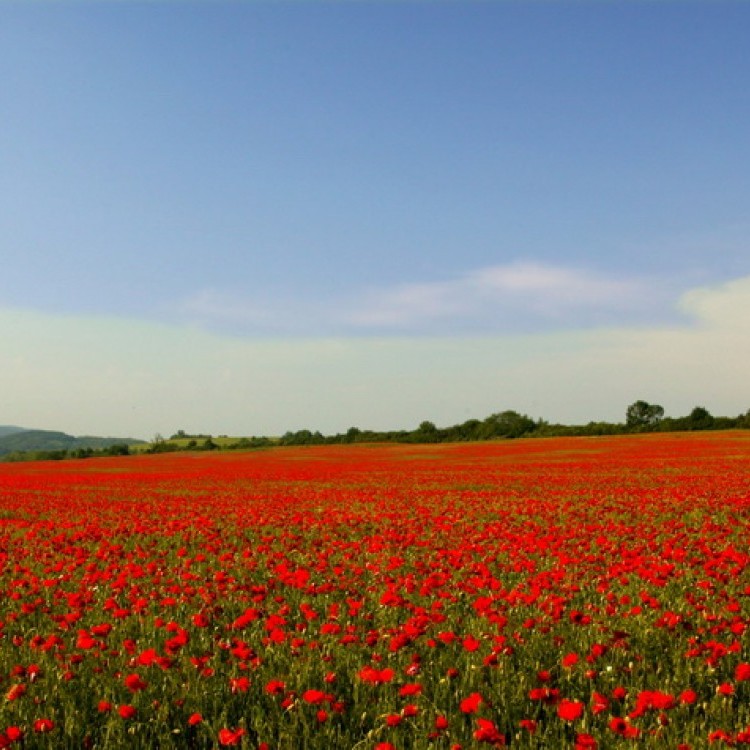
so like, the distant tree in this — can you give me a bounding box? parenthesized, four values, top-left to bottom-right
(626, 400, 665, 429)
(415, 421, 439, 443)
(481, 410, 536, 439)
(345, 427, 361, 443)
(279, 429, 326, 446)
(687, 406, 714, 430)
(456, 419, 482, 441)
(106, 444, 130, 457)
(147, 434, 179, 454)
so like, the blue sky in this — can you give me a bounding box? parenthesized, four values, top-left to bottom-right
(1, 2, 749, 437)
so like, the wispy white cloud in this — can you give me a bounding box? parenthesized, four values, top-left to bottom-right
(178, 261, 671, 335)
(349, 262, 648, 329)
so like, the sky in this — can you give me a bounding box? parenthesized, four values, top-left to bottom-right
(1, 1, 749, 439)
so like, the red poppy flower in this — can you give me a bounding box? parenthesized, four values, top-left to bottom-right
(435, 715, 449, 731)
(124, 674, 147, 692)
(473, 718, 505, 745)
(119, 705, 137, 720)
(399, 683, 422, 696)
(557, 699, 584, 722)
(5, 728, 22, 742)
(265, 679, 286, 695)
(575, 734, 597, 749)
(460, 692, 483, 714)
(33, 720, 54, 734)
(230, 676, 251, 694)
(218, 728, 246, 746)
(303, 689, 326, 704)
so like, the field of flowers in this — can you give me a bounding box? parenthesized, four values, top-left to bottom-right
(1, 432, 749, 748)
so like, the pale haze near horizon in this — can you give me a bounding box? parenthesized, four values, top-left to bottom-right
(1, 3, 749, 439)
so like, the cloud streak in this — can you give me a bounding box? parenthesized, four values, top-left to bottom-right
(179, 261, 673, 336)
(349, 262, 649, 329)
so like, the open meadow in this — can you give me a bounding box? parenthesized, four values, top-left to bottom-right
(1, 433, 749, 748)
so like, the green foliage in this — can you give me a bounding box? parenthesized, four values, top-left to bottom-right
(687, 405, 714, 430)
(0, 430, 140, 458)
(626, 400, 665, 429)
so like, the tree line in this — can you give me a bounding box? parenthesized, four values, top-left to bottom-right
(277, 401, 750, 446)
(4, 401, 750, 462)
(2, 443, 132, 463)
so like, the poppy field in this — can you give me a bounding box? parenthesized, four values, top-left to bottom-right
(1, 432, 749, 749)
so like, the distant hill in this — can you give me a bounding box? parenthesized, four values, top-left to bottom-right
(0, 425, 27, 438)
(0, 429, 143, 456)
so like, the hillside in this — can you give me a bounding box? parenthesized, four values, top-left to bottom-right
(0, 429, 142, 456)
(0, 425, 27, 438)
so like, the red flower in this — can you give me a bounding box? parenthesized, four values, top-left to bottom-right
(736, 663, 750, 681)
(575, 734, 598, 749)
(591, 692, 609, 715)
(5, 684, 26, 702)
(33, 720, 54, 734)
(609, 717, 639, 738)
(529, 687, 560, 705)
(218, 728, 246, 746)
(303, 689, 326, 704)
(124, 673, 147, 692)
(265, 679, 286, 695)
(188, 713, 203, 726)
(399, 683, 422, 696)
(460, 692, 483, 714)
(5, 728, 22, 742)
(435, 715, 449, 731)
(230, 677, 251, 694)
(474, 718, 505, 745)
(680, 689, 698, 705)
(192, 612, 210, 628)
(557, 699, 584, 722)
(708, 730, 734, 744)
(612, 686, 628, 701)
(463, 635, 481, 652)
(119, 705, 137, 720)
(358, 666, 394, 684)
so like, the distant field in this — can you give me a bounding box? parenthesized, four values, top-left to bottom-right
(1, 433, 749, 748)
(129, 435, 276, 452)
